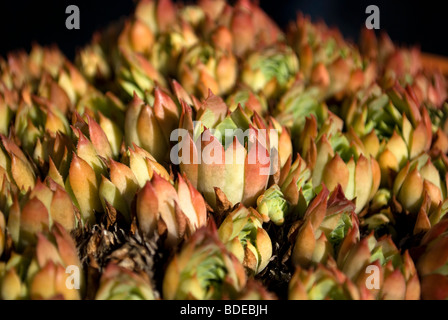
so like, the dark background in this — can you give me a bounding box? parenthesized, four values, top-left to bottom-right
(0, 0, 447, 60)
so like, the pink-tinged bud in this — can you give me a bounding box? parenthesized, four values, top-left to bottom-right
(310, 62, 330, 88)
(211, 26, 233, 53)
(431, 129, 448, 155)
(68, 153, 101, 225)
(421, 274, 448, 300)
(30, 262, 80, 300)
(119, 19, 155, 55)
(289, 264, 361, 300)
(135, 0, 176, 34)
(327, 57, 351, 98)
(136, 180, 159, 238)
(359, 28, 378, 60)
(171, 80, 195, 107)
(414, 220, 448, 299)
(86, 114, 113, 160)
(176, 173, 207, 231)
(230, 6, 254, 57)
(153, 87, 181, 138)
(29, 178, 76, 231)
(322, 154, 349, 191)
(299, 44, 314, 79)
(250, 1, 283, 47)
(199, 0, 226, 21)
(20, 197, 50, 247)
(26, 223, 84, 299)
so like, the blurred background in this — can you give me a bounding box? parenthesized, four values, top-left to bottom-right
(0, 0, 447, 60)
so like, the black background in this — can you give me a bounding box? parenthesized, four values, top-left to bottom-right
(0, 0, 447, 60)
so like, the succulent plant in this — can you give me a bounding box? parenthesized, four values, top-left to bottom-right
(174, 92, 290, 209)
(218, 204, 272, 274)
(289, 264, 363, 300)
(414, 219, 448, 299)
(162, 223, 247, 299)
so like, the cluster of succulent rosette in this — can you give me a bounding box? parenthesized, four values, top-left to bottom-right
(0, 0, 447, 300)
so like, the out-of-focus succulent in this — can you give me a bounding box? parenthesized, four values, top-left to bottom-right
(163, 223, 247, 299)
(117, 50, 166, 99)
(136, 173, 207, 247)
(226, 87, 268, 115)
(125, 89, 180, 163)
(414, 219, 448, 299)
(274, 82, 328, 137)
(95, 263, 156, 300)
(393, 153, 446, 214)
(149, 22, 199, 77)
(177, 43, 238, 99)
(6, 178, 77, 251)
(75, 37, 112, 84)
(291, 185, 359, 269)
(241, 45, 299, 100)
(235, 279, 277, 300)
(359, 29, 422, 87)
(74, 87, 126, 129)
(29, 224, 83, 300)
(0, 253, 31, 300)
(336, 233, 420, 300)
(135, 0, 177, 36)
(287, 13, 375, 98)
(287, 13, 351, 77)
(218, 205, 272, 274)
(411, 71, 447, 109)
(13, 93, 70, 155)
(0, 89, 14, 136)
(0, 223, 83, 300)
(289, 264, 363, 300)
(201, 0, 284, 58)
(118, 18, 155, 57)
